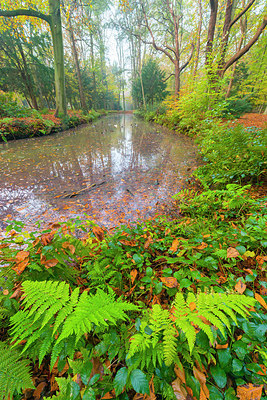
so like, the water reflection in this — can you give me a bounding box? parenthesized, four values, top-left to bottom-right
(0, 114, 198, 228)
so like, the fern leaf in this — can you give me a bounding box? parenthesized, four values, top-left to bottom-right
(0, 342, 34, 400)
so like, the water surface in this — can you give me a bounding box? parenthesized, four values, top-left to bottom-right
(0, 113, 198, 229)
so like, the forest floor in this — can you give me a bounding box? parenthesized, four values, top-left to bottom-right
(232, 113, 267, 129)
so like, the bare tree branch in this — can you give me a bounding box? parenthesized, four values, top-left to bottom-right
(229, 0, 256, 29)
(0, 8, 51, 25)
(223, 15, 267, 74)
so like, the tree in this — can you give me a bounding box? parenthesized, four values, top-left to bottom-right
(205, 0, 267, 78)
(132, 58, 168, 107)
(0, 0, 67, 116)
(138, 0, 195, 97)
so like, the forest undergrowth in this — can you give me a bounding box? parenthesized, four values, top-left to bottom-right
(0, 108, 266, 400)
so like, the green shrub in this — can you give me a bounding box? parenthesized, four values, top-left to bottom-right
(0, 92, 30, 118)
(195, 125, 267, 186)
(222, 97, 253, 118)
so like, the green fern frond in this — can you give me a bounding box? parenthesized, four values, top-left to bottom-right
(10, 280, 138, 368)
(0, 342, 34, 400)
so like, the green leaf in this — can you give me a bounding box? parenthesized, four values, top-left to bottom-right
(130, 369, 149, 394)
(218, 349, 232, 369)
(89, 374, 100, 386)
(232, 341, 248, 360)
(207, 385, 224, 400)
(179, 278, 192, 288)
(224, 387, 237, 400)
(210, 365, 227, 388)
(70, 381, 81, 399)
(83, 386, 96, 400)
(114, 367, 128, 396)
(232, 358, 243, 373)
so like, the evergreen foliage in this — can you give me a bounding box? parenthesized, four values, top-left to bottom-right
(132, 58, 168, 107)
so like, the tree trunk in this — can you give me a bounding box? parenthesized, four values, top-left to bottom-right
(68, 15, 87, 112)
(193, 0, 202, 78)
(206, 0, 218, 65)
(90, 32, 97, 109)
(49, 0, 66, 117)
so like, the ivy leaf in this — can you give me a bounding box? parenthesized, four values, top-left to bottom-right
(114, 367, 128, 396)
(130, 369, 149, 394)
(210, 365, 227, 388)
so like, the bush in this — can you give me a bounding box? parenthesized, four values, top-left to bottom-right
(0, 92, 30, 118)
(222, 97, 253, 118)
(195, 125, 267, 187)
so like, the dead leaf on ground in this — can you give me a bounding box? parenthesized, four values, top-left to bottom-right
(92, 226, 105, 241)
(33, 382, 46, 399)
(227, 247, 240, 258)
(195, 242, 208, 250)
(255, 292, 267, 310)
(160, 276, 178, 288)
(12, 251, 30, 274)
(62, 242, 75, 254)
(174, 364, 186, 384)
(101, 390, 116, 399)
(41, 232, 54, 246)
(144, 236, 153, 249)
(216, 343, 228, 349)
(130, 269, 138, 284)
(193, 367, 209, 399)
(171, 378, 188, 400)
(235, 279, 246, 294)
(236, 383, 263, 400)
(256, 255, 267, 266)
(169, 238, 179, 252)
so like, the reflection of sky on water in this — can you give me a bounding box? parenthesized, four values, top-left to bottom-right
(0, 114, 198, 229)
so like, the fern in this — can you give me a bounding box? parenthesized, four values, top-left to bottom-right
(0, 342, 34, 400)
(129, 291, 255, 367)
(10, 280, 138, 367)
(173, 291, 255, 353)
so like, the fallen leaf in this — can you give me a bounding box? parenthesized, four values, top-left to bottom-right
(196, 242, 208, 250)
(160, 277, 178, 288)
(216, 343, 228, 349)
(227, 247, 240, 258)
(193, 367, 209, 399)
(101, 390, 116, 399)
(236, 383, 263, 400)
(174, 365, 186, 384)
(33, 382, 46, 399)
(256, 255, 267, 266)
(130, 269, 138, 284)
(41, 233, 54, 246)
(62, 242, 75, 254)
(40, 256, 58, 269)
(12, 251, 30, 275)
(171, 378, 187, 400)
(255, 293, 267, 310)
(3, 289, 9, 295)
(92, 226, 105, 241)
(144, 236, 153, 249)
(170, 238, 179, 252)
(235, 279, 246, 294)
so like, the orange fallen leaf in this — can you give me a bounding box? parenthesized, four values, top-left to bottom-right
(256, 255, 267, 266)
(130, 269, 138, 284)
(160, 277, 178, 288)
(171, 378, 187, 400)
(41, 233, 54, 246)
(227, 247, 240, 258)
(169, 238, 179, 252)
(101, 390, 115, 399)
(33, 382, 46, 399)
(216, 343, 228, 349)
(196, 242, 208, 250)
(62, 242, 75, 254)
(189, 302, 196, 312)
(174, 364, 186, 384)
(92, 226, 105, 242)
(144, 236, 153, 249)
(235, 279, 246, 294)
(12, 251, 30, 275)
(16, 250, 29, 263)
(255, 292, 267, 310)
(236, 383, 263, 400)
(3, 289, 9, 295)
